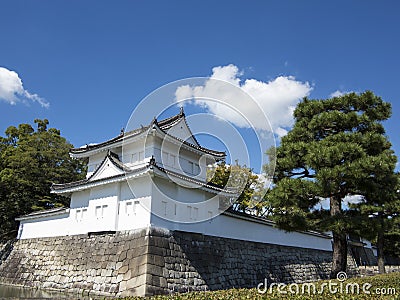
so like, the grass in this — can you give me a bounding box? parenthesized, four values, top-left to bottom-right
(122, 272, 400, 299)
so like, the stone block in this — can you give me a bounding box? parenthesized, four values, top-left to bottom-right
(146, 264, 163, 277)
(115, 262, 123, 270)
(118, 265, 129, 274)
(116, 274, 124, 283)
(123, 269, 131, 281)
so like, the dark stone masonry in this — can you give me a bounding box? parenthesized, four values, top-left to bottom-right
(0, 227, 358, 297)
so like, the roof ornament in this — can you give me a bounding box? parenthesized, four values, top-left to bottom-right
(179, 106, 185, 116)
(150, 117, 159, 129)
(120, 127, 124, 135)
(149, 155, 156, 166)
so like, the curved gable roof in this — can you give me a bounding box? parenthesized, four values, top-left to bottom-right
(70, 109, 225, 158)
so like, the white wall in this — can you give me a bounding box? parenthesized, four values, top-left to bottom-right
(150, 177, 221, 224)
(166, 118, 198, 146)
(87, 152, 107, 178)
(149, 176, 332, 251)
(70, 190, 90, 208)
(117, 179, 152, 231)
(18, 213, 70, 239)
(122, 138, 147, 166)
(151, 136, 207, 181)
(87, 184, 119, 232)
(152, 213, 333, 251)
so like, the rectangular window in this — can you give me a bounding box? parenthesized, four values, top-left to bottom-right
(174, 203, 177, 215)
(81, 208, 87, 220)
(95, 205, 108, 219)
(102, 205, 108, 216)
(193, 207, 199, 220)
(187, 205, 192, 219)
(126, 201, 139, 216)
(162, 201, 167, 216)
(76, 209, 81, 222)
(126, 201, 132, 215)
(138, 151, 144, 161)
(95, 206, 101, 218)
(131, 153, 138, 163)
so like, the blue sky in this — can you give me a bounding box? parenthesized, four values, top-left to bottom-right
(1, 1, 399, 172)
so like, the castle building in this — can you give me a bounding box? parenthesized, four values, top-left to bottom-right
(16, 109, 332, 250)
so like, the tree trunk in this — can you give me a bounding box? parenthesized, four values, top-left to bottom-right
(330, 231, 348, 278)
(377, 229, 386, 274)
(330, 196, 347, 279)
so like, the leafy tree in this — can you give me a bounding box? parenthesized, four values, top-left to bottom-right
(207, 161, 266, 215)
(0, 119, 86, 241)
(269, 91, 395, 278)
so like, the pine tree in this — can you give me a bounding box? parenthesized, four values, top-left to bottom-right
(352, 172, 400, 273)
(269, 91, 394, 278)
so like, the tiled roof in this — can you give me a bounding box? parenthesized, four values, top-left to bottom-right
(70, 109, 225, 158)
(16, 207, 69, 220)
(149, 157, 235, 194)
(157, 106, 186, 129)
(157, 107, 201, 146)
(51, 155, 232, 194)
(51, 151, 143, 192)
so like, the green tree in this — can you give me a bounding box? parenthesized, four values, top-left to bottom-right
(0, 119, 86, 241)
(351, 172, 400, 273)
(384, 215, 400, 261)
(208, 161, 266, 215)
(269, 91, 395, 278)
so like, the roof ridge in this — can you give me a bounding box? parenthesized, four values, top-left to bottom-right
(150, 122, 225, 157)
(157, 110, 185, 128)
(51, 163, 151, 192)
(69, 109, 225, 158)
(150, 160, 234, 194)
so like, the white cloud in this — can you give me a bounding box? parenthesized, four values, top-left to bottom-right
(329, 90, 353, 98)
(316, 195, 364, 210)
(0, 67, 49, 108)
(174, 64, 312, 137)
(343, 194, 364, 206)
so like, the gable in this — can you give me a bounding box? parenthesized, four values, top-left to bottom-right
(165, 118, 199, 146)
(89, 156, 124, 181)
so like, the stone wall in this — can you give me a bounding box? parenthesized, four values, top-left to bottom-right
(0, 229, 150, 297)
(359, 265, 400, 277)
(0, 239, 15, 264)
(145, 228, 358, 294)
(0, 227, 358, 297)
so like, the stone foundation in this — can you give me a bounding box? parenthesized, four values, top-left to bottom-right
(359, 265, 400, 277)
(0, 227, 358, 297)
(0, 229, 150, 297)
